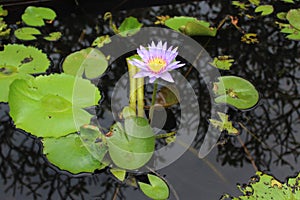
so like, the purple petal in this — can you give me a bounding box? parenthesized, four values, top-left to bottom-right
(133, 70, 152, 78)
(166, 61, 185, 70)
(159, 72, 174, 82)
(130, 59, 148, 70)
(148, 76, 157, 83)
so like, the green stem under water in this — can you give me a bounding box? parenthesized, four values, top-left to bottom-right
(151, 81, 158, 106)
(137, 76, 144, 117)
(126, 58, 137, 115)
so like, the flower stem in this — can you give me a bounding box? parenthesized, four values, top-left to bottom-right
(126, 58, 137, 115)
(137, 76, 144, 117)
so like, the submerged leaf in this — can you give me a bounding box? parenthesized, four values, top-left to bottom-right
(0, 6, 8, 17)
(138, 174, 169, 200)
(8, 74, 101, 137)
(14, 27, 41, 41)
(213, 76, 259, 110)
(232, 1, 250, 10)
(255, 5, 274, 16)
(241, 33, 259, 44)
(22, 6, 56, 27)
(43, 133, 106, 174)
(118, 16, 143, 37)
(63, 48, 108, 79)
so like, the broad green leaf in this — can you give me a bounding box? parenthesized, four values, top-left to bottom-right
(0, 44, 49, 102)
(281, 0, 295, 3)
(232, 1, 250, 10)
(107, 117, 155, 170)
(209, 56, 234, 70)
(138, 174, 169, 200)
(277, 12, 287, 20)
(165, 16, 217, 36)
(0, 6, 8, 17)
(8, 74, 101, 138)
(62, 48, 108, 79)
(91, 35, 111, 47)
(222, 171, 300, 200)
(14, 27, 41, 41)
(79, 125, 108, 162)
(22, 6, 56, 27)
(209, 112, 239, 135)
(44, 31, 62, 41)
(43, 133, 106, 174)
(287, 9, 300, 30)
(248, 0, 260, 6)
(110, 168, 126, 181)
(118, 16, 143, 37)
(213, 76, 259, 110)
(280, 25, 300, 41)
(254, 5, 274, 16)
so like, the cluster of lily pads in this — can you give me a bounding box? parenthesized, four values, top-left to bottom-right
(0, 2, 299, 199)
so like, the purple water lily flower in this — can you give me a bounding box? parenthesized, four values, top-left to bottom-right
(129, 41, 185, 83)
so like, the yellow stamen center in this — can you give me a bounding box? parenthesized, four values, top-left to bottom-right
(148, 58, 166, 73)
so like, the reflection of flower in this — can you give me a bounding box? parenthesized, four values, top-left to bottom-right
(129, 41, 184, 83)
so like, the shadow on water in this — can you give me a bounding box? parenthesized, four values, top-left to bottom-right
(0, 0, 299, 199)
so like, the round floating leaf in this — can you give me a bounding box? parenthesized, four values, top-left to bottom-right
(277, 12, 287, 20)
(79, 125, 108, 162)
(8, 73, 101, 138)
(14, 27, 41, 41)
(254, 5, 274, 16)
(63, 48, 108, 79)
(22, 6, 56, 27)
(118, 16, 143, 37)
(43, 133, 106, 174)
(0, 44, 50, 102)
(165, 16, 217, 36)
(287, 9, 300, 30)
(138, 174, 169, 200)
(44, 31, 62, 41)
(224, 171, 300, 200)
(107, 117, 155, 170)
(213, 76, 259, 110)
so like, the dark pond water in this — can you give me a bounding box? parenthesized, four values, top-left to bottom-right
(0, 0, 300, 199)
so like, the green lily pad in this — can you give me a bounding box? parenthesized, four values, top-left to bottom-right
(0, 44, 50, 102)
(14, 27, 41, 41)
(213, 76, 259, 110)
(110, 168, 126, 182)
(22, 6, 56, 27)
(62, 48, 108, 79)
(107, 117, 155, 170)
(0, 6, 8, 17)
(222, 171, 300, 200)
(254, 5, 274, 16)
(44, 31, 62, 41)
(156, 85, 180, 107)
(42, 133, 106, 174)
(209, 112, 239, 135)
(281, 0, 295, 3)
(165, 16, 217, 36)
(280, 24, 300, 41)
(91, 35, 111, 48)
(118, 16, 143, 37)
(209, 56, 234, 70)
(8, 73, 101, 138)
(232, 1, 250, 10)
(79, 125, 108, 162)
(277, 12, 287, 20)
(138, 174, 169, 200)
(248, 0, 260, 6)
(287, 9, 300, 30)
